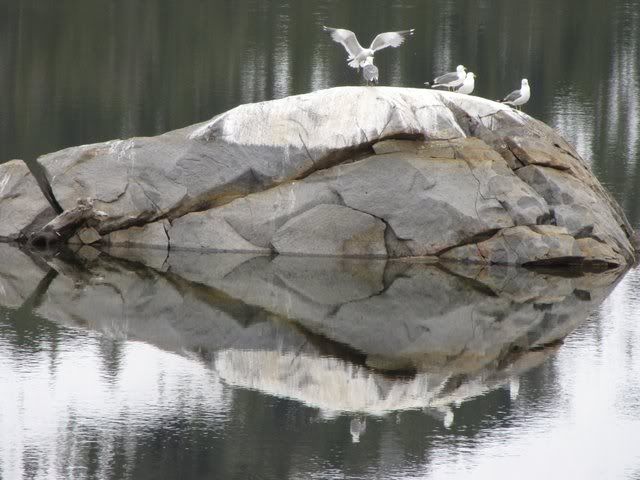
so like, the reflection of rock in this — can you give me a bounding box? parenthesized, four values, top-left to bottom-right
(0, 243, 625, 415)
(34, 251, 303, 354)
(192, 255, 623, 375)
(0, 244, 49, 308)
(215, 349, 448, 415)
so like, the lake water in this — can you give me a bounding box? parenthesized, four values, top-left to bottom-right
(1, 1, 640, 479)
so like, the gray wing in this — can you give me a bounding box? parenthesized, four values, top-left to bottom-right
(369, 29, 415, 52)
(323, 26, 364, 58)
(502, 89, 522, 103)
(433, 71, 459, 85)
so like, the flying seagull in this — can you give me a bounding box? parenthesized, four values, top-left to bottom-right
(362, 57, 379, 85)
(499, 79, 530, 110)
(456, 72, 476, 95)
(323, 26, 415, 69)
(425, 65, 467, 91)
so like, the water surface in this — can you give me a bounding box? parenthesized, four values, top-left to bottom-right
(1, 245, 639, 479)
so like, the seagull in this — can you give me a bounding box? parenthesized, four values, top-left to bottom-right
(499, 79, 530, 110)
(362, 56, 379, 85)
(456, 72, 476, 95)
(425, 65, 467, 91)
(323, 26, 415, 69)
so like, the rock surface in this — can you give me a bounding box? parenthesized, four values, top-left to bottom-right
(441, 225, 582, 265)
(271, 204, 387, 257)
(0, 160, 56, 241)
(0, 87, 636, 266)
(102, 219, 170, 249)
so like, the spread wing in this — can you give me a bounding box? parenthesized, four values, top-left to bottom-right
(323, 26, 364, 58)
(501, 89, 522, 103)
(433, 71, 460, 85)
(369, 29, 415, 52)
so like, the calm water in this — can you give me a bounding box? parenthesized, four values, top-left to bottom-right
(1, 1, 640, 479)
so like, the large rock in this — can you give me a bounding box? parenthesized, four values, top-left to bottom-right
(36, 88, 473, 234)
(1, 87, 633, 266)
(168, 137, 551, 257)
(0, 160, 56, 241)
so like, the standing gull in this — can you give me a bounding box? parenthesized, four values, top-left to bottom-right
(323, 26, 415, 69)
(456, 72, 476, 95)
(499, 79, 530, 110)
(425, 65, 467, 91)
(362, 56, 379, 85)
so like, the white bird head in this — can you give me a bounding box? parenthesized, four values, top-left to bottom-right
(363, 56, 374, 66)
(456, 65, 466, 73)
(467, 72, 476, 79)
(522, 78, 529, 86)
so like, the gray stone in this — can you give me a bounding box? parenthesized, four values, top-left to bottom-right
(169, 212, 269, 253)
(168, 180, 340, 251)
(516, 165, 634, 260)
(272, 204, 387, 257)
(2, 86, 629, 267)
(102, 220, 170, 249)
(575, 237, 626, 266)
(441, 225, 582, 265)
(328, 146, 515, 255)
(77, 227, 101, 245)
(506, 136, 577, 171)
(37, 88, 473, 235)
(0, 160, 56, 241)
(165, 136, 550, 259)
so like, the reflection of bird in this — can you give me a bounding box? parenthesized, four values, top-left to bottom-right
(323, 26, 415, 69)
(443, 408, 454, 428)
(425, 65, 466, 90)
(424, 406, 455, 428)
(509, 377, 520, 401)
(499, 79, 530, 110)
(362, 57, 379, 85)
(350, 417, 367, 443)
(456, 72, 476, 95)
